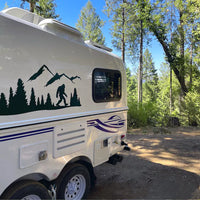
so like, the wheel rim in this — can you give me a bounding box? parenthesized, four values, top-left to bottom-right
(21, 194, 41, 200)
(64, 174, 86, 200)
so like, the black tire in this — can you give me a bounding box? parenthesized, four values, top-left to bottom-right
(57, 163, 91, 200)
(1, 180, 51, 200)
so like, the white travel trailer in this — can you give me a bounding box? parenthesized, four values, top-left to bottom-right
(0, 7, 128, 199)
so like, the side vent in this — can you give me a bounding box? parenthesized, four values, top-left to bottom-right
(85, 40, 112, 52)
(53, 122, 86, 158)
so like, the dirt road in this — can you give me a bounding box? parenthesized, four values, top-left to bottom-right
(88, 127, 200, 199)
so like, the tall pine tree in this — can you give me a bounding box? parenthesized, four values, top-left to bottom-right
(76, 0, 105, 45)
(104, 0, 131, 62)
(105, 0, 150, 103)
(143, 49, 159, 102)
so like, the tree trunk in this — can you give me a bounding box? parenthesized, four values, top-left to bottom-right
(149, 23, 188, 96)
(144, 1, 188, 97)
(121, 0, 125, 63)
(138, 19, 143, 103)
(169, 1, 173, 114)
(30, 1, 35, 12)
(179, 10, 187, 96)
(189, 36, 193, 89)
(170, 67, 172, 114)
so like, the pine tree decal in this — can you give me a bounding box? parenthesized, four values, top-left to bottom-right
(13, 79, 28, 114)
(41, 95, 45, 108)
(37, 97, 40, 108)
(70, 93, 73, 106)
(30, 88, 36, 110)
(45, 93, 52, 109)
(0, 93, 8, 114)
(8, 87, 14, 113)
(70, 88, 81, 106)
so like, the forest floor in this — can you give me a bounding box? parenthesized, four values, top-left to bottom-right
(88, 127, 200, 199)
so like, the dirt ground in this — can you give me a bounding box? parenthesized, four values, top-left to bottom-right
(87, 127, 200, 199)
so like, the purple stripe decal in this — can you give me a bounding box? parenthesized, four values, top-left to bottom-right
(87, 115, 125, 133)
(0, 127, 54, 142)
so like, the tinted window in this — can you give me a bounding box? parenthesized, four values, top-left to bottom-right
(93, 69, 121, 102)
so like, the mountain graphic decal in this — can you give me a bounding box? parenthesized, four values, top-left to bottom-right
(45, 73, 81, 87)
(28, 65, 81, 86)
(28, 65, 54, 81)
(0, 65, 81, 115)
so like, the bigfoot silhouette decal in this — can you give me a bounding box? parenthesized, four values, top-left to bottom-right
(56, 84, 68, 107)
(0, 65, 81, 115)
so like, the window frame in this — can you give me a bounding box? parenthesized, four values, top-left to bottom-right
(92, 68, 122, 103)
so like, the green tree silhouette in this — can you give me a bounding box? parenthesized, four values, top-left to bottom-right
(37, 97, 40, 108)
(8, 87, 14, 113)
(45, 93, 52, 109)
(41, 95, 45, 108)
(29, 88, 36, 110)
(0, 93, 8, 114)
(70, 88, 81, 106)
(13, 79, 28, 114)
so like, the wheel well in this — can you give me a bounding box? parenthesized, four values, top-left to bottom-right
(0, 180, 51, 199)
(0, 173, 50, 198)
(18, 173, 50, 182)
(56, 156, 96, 188)
(1, 157, 95, 198)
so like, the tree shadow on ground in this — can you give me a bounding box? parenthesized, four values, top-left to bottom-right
(88, 155, 200, 199)
(88, 133, 200, 199)
(128, 133, 200, 175)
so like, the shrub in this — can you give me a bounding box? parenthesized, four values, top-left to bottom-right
(127, 100, 158, 128)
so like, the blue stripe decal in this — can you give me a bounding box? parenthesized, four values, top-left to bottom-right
(0, 127, 54, 142)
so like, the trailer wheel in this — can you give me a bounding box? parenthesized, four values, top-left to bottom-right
(57, 163, 91, 200)
(1, 180, 51, 200)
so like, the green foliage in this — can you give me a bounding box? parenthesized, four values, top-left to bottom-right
(184, 91, 200, 125)
(127, 58, 200, 127)
(104, 0, 150, 61)
(21, 0, 39, 12)
(143, 48, 159, 102)
(104, 0, 200, 127)
(128, 100, 158, 127)
(142, 0, 200, 96)
(21, 0, 59, 19)
(104, 0, 129, 52)
(76, 0, 105, 45)
(126, 67, 137, 101)
(181, 75, 200, 125)
(35, 0, 59, 19)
